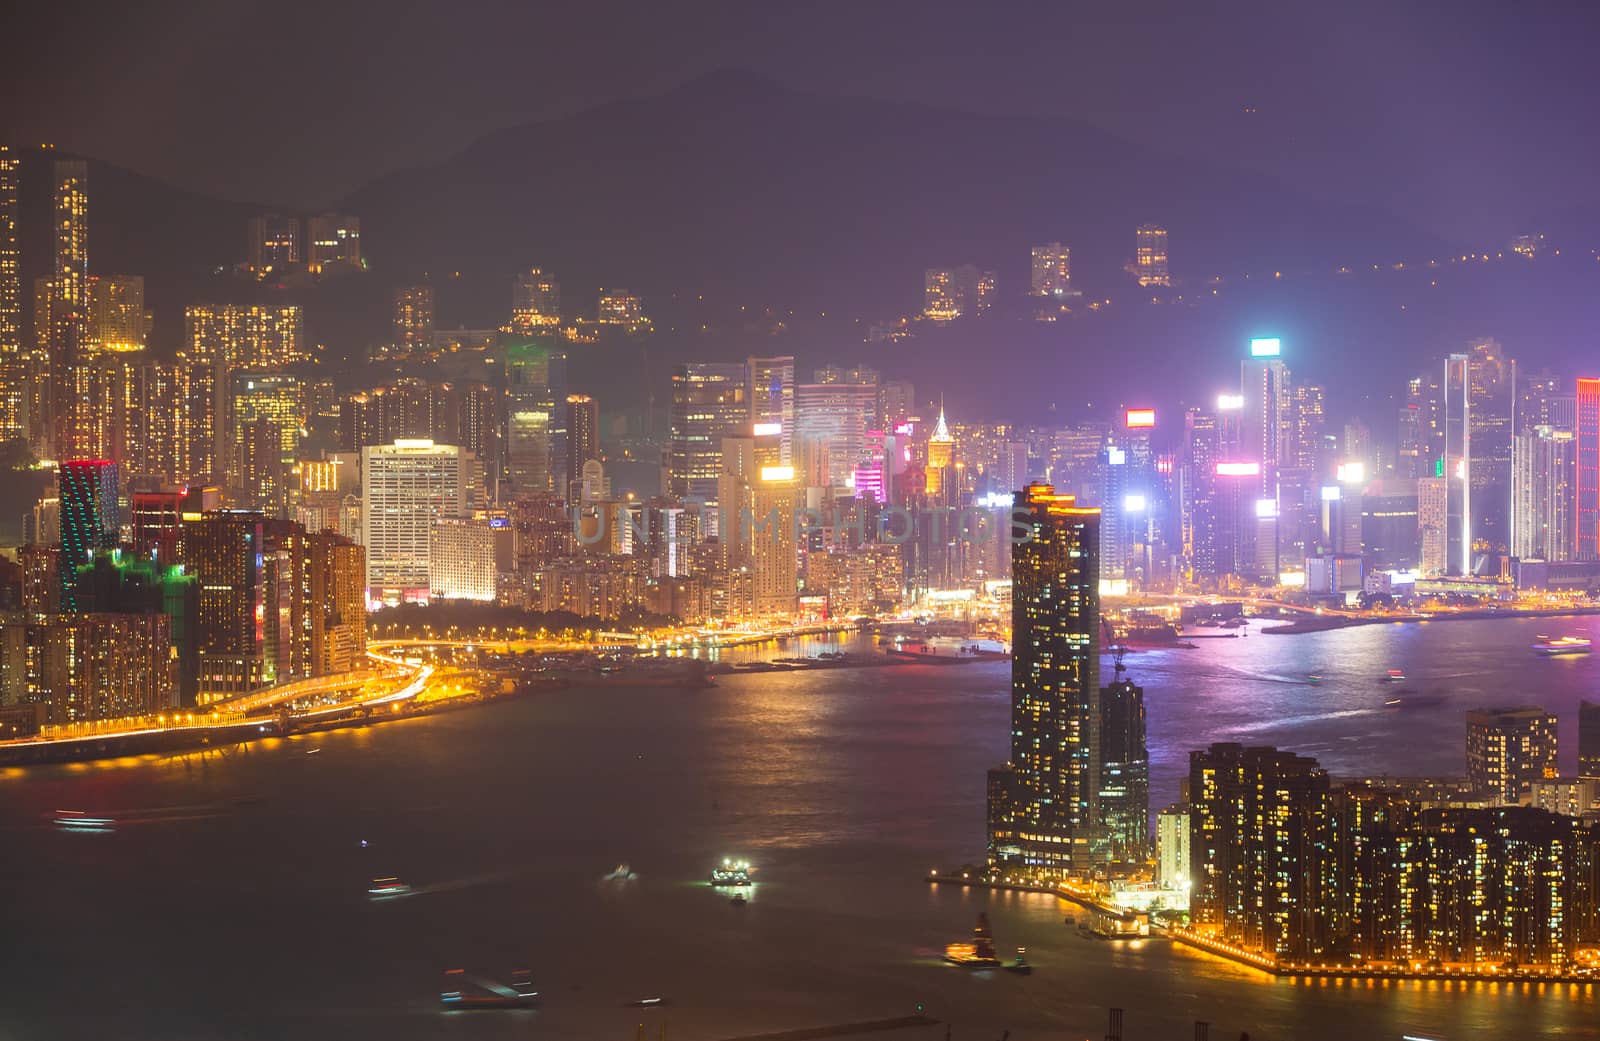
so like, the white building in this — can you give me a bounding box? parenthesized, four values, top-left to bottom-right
(361, 439, 477, 605)
(1156, 803, 1191, 889)
(429, 515, 498, 602)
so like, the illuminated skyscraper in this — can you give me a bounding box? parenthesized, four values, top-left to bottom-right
(1444, 353, 1472, 573)
(1467, 706, 1558, 804)
(505, 338, 567, 495)
(1189, 743, 1333, 958)
(987, 483, 1101, 873)
(510, 268, 561, 330)
(49, 160, 90, 458)
(1181, 408, 1218, 579)
(306, 214, 362, 272)
(1099, 671, 1149, 857)
(1135, 224, 1170, 287)
(0, 146, 19, 442)
(361, 439, 477, 604)
(1467, 339, 1515, 553)
(246, 213, 301, 269)
(179, 510, 265, 701)
(185, 304, 306, 369)
(669, 363, 748, 523)
(392, 284, 434, 355)
(1417, 474, 1448, 575)
(1577, 377, 1600, 559)
(1240, 338, 1288, 578)
(86, 275, 148, 353)
(1510, 425, 1574, 561)
(566, 393, 599, 499)
(58, 459, 119, 612)
(747, 355, 795, 464)
(230, 372, 304, 507)
(429, 516, 498, 602)
(596, 288, 648, 332)
(924, 403, 955, 497)
(795, 380, 876, 489)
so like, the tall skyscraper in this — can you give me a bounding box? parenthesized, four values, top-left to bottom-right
(924, 404, 955, 497)
(566, 393, 599, 498)
(86, 275, 148, 353)
(1098, 669, 1149, 857)
(1444, 353, 1472, 573)
(987, 483, 1101, 873)
(1467, 339, 1515, 554)
(1510, 425, 1574, 560)
(1134, 224, 1170, 287)
(1181, 407, 1218, 579)
(1580, 700, 1600, 779)
(180, 509, 266, 701)
(1240, 338, 1288, 578)
(58, 459, 119, 612)
(505, 338, 567, 496)
(0, 146, 19, 442)
(1576, 377, 1600, 559)
(50, 160, 90, 458)
(1189, 743, 1333, 958)
(1467, 706, 1559, 804)
(747, 355, 795, 464)
(392, 285, 434, 354)
(669, 363, 748, 523)
(1417, 474, 1448, 575)
(796, 380, 877, 489)
(361, 440, 477, 604)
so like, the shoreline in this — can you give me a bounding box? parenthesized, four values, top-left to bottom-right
(1260, 604, 1600, 635)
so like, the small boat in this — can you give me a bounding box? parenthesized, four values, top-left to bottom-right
(304, 747, 322, 756)
(1384, 698, 1403, 707)
(730, 894, 748, 907)
(1533, 635, 1592, 656)
(604, 863, 637, 881)
(627, 997, 670, 1007)
(1305, 674, 1324, 685)
(367, 876, 411, 898)
(1004, 948, 1033, 975)
(1381, 669, 1405, 683)
(440, 968, 539, 1009)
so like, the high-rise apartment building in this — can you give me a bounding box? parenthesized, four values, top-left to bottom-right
(429, 515, 498, 602)
(0, 146, 20, 442)
(85, 275, 148, 353)
(1135, 224, 1170, 287)
(1417, 474, 1448, 575)
(361, 440, 477, 604)
(923, 265, 995, 320)
(1467, 706, 1558, 804)
(1156, 804, 1191, 888)
(49, 160, 90, 458)
(1099, 672, 1149, 857)
(1029, 243, 1072, 297)
(306, 214, 361, 272)
(566, 394, 599, 499)
(16, 612, 174, 724)
(1580, 700, 1600, 778)
(180, 510, 266, 701)
(987, 483, 1101, 873)
(392, 284, 434, 355)
(246, 213, 301, 269)
(596, 288, 647, 332)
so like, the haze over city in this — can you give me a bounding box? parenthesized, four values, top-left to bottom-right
(3, 5, 1600, 1040)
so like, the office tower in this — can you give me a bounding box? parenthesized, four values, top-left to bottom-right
(879, 380, 915, 431)
(1418, 474, 1448, 574)
(429, 516, 498, 601)
(361, 440, 476, 604)
(0, 146, 19, 442)
(1188, 743, 1333, 958)
(48, 160, 90, 458)
(986, 483, 1101, 873)
(922, 264, 995, 320)
(1580, 700, 1600, 778)
(1156, 804, 1191, 888)
(1577, 377, 1600, 559)
(179, 510, 265, 701)
(305, 214, 361, 272)
(511, 267, 561, 330)
(1467, 706, 1559, 803)
(246, 213, 301, 269)
(58, 459, 119, 612)
(1099, 671, 1149, 856)
(566, 394, 599, 498)
(1443, 353, 1472, 573)
(392, 284, 434, 355)
(1030, 243, 1071, 297)
(1289, 383, 1325, 470)
(1240, 338, 1288, 577)
(503, 339, 567, 496)
(1467, 339, 1515, 553)
(596, 288, 647, 332)
(1134, 224, 1171, 287)
(1396, 402, 1422, 479)
(230, 372, 303, 498)
(748, 356, 795, 464)
(1181, 408, 1218, 579)
(795, 380, 877, 489)
(669, 362, 748, 523)
(1357, 479, 1420, 570)
(1511, 425, 1574, 560)
(923, 404, 956, 498)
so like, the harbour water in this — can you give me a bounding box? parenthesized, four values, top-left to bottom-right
(2, 616, 1597, 1039)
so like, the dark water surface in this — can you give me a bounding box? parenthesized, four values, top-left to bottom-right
(2, 617, 1597, 1040)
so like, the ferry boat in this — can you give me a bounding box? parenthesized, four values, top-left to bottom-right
(367, 876, 411, 898)
(1381, 668, 1406, 683)
(944, 912, 1004, 968)
(440, 968, 539, 1009)
(53, 810, 115, 831)
(710, 858, 752, 886)
(1533, 635, 1592, 656)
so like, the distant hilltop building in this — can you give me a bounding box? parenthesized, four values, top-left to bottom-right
(1029, 243, 1072, 297)
(1134, 224, 1170, 287)
(596, 288, 651, 334)
(510, 267, 561, 331)
(923, 264, 995, 321)
(306, 214, 362, 273)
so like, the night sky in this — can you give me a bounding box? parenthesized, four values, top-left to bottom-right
(4, 1, 1598, 242)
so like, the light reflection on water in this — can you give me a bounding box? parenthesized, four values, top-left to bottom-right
(0, 618, 1595, 1039)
